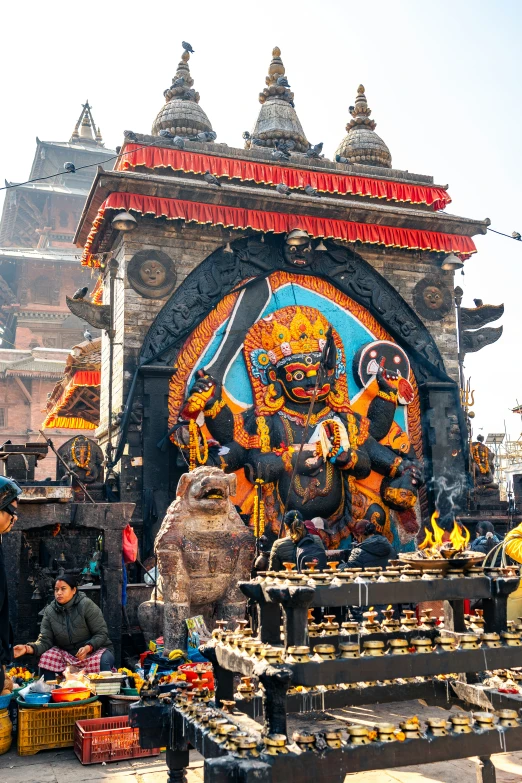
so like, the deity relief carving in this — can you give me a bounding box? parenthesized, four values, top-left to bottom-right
(127, 249, 177, 299)
(412, 276, 453, 321)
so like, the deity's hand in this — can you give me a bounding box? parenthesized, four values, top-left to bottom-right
(401, 461, 424, 487)
(296, 451, 324, 476)
(183, 371, 222, 415)
(375, 366, 396, 394)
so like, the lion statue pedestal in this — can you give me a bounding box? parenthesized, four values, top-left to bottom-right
(155, 466, 255, 651)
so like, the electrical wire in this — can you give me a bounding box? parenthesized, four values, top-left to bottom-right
(0, 140, 156, 193)
(487, 227, 521, 241)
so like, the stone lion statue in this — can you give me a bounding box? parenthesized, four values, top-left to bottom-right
(155, 466, 255, 650)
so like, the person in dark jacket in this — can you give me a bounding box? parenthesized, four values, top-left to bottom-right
(341, 521, 397, 570)
(14, 574, 114, 676)
(470, 521, 501, 555)
(290, 520, 327, 572)
(268, 510, 304, 571)
(0, 476, 22, 695)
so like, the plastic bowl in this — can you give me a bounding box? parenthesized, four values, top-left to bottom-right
(0, 693, 12, 709)
(51, 687, 91, 703)
(24, 693, 51, 705)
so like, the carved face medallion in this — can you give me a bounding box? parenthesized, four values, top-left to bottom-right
(139, 259, 167, 288)
(423, 285, 443, 309)
(128, 250, 177, 299)
(412, 276, 452, 321)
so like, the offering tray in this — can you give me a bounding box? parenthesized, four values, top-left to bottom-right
(398, 551, 485, 574)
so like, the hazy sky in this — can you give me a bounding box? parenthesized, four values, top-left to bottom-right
(1, 0, 521, 440)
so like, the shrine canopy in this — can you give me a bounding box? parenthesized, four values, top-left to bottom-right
(43, 338, 101, 430)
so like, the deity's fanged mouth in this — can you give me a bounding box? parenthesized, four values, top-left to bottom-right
(292, 384, 330, 399)
(202, 489, 225, 499)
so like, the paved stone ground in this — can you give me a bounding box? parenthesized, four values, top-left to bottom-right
(3, 698, 522, 782)
(2, 744, 522, 782)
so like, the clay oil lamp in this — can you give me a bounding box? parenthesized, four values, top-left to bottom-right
(235, 619, 249, 633)
(323, 615, 339, 636)
(235, 736, 260, 758)
(400, 609, 418, 631)
(422, 569, 443, 580)
(376, 723, 396, 742)
(348, 725, 371, 745)
(308, 623, 322, 643)
(262, 646, 284, 665)
(362, 640, 385, 657)
(325, 730, 343, 748)
(286, 646, 311, 663)
(209, 717, 230, 735)
(467, 566, 484, 576)
(501, 630, 522, 646)
(389, 638, 409, 655)
(426, 718, 447, 736)
(246, 640, 264, 658)
(212, 619, 228, 640)
(237, 676, 256, 700)
(419, 608, 437, 629)
(482, 633, 501, 649)
(326, 561, 340, 573)
(380, 570, 400, 582)
(313, 644, 336, 661)
(446, 567, 466, 580)
(341, 621, 359, 636)
(307, 608, 315, 623)
(344, 567, 363, 576)
(473, 712, 496, 731)
(497, 709, 519, 728)
(215, 723, 238, 744)
(339, 642, 360, 659)
(435, 635, 457, 652)
(292, 731, 316, 751)
(450, 715, 472, 734)
(411, 637, 434, 654)
(361, 607, 381, 633)
(263, 734, 289, 755)
(459, 634, 480, 650)
(399, 717, 421, 739)
(224, 730, 249, 751)
(381, 605, 400, 631)
(220, 700, 237, 715)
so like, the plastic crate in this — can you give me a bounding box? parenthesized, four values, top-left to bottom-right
(74, 715, 161, 764)
(17, 701, 101, 756)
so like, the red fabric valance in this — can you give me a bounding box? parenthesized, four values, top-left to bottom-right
(117, 143, 452, 211)
(81, 192, 476, 267)
(42, 370, 101, 430)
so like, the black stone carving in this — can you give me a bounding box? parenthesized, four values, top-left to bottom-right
(412, 276, 453, 321)
(139, 237, 445, 381)
(127, 249, 177, 299)
(460, 326, 503, 355)
(66, 296, 111, 330)
(460, 302, 504, 330)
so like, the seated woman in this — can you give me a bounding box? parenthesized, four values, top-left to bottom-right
(13, 575, 114, 677)
(340, 521, 397, 570)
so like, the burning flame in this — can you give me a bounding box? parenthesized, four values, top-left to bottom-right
(386, 605, 392, 611)
(419, 512, 469, 557)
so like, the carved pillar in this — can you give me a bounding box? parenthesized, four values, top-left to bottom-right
(419, 380, 470, 525)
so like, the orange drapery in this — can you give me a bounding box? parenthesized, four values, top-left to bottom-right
(81, 192, 476, 267)
(116, 144, 452, 211)
(42, 370, 101, 430)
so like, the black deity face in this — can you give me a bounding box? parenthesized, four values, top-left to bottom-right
(272, 353, 332, 404)
(283, 234, 314, 267)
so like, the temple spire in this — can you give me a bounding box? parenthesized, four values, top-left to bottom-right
(246, 46, 308, 153)
(151, 46, 214, 138)
(335, 85, 391, 167)
(70, 101, 104, 147)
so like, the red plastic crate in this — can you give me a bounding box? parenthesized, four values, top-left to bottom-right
(74, 715, 160, 764)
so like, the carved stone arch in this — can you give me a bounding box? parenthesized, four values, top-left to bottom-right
(140, 235, 446, 383)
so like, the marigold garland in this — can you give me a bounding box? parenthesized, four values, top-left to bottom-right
(71, 437, 91, 471)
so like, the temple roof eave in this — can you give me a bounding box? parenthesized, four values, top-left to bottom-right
(75, 166, 490, 248)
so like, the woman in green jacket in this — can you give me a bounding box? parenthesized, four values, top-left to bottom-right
(13, 575, 114, 677)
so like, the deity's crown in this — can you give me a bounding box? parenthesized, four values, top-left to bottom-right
(255, 306, 329, 364)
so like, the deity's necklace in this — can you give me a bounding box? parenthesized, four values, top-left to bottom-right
(280, 405, 330, 427)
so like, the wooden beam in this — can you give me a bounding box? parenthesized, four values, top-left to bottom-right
(13, 375, 32, 404)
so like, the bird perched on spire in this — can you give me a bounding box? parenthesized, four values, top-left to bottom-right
(159, 129, 174, 138)
(305, 143, 323, 159)
(473, 299, 484, 308)
(124, 130, 138, 141)
(83, 328, 93, 343)
(204, 170, 221, 187)
(64, 162, 76, 174)
(182, 41, 194, 53)
(277, 76, 291, 88)
(72, 286, 89, 301)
